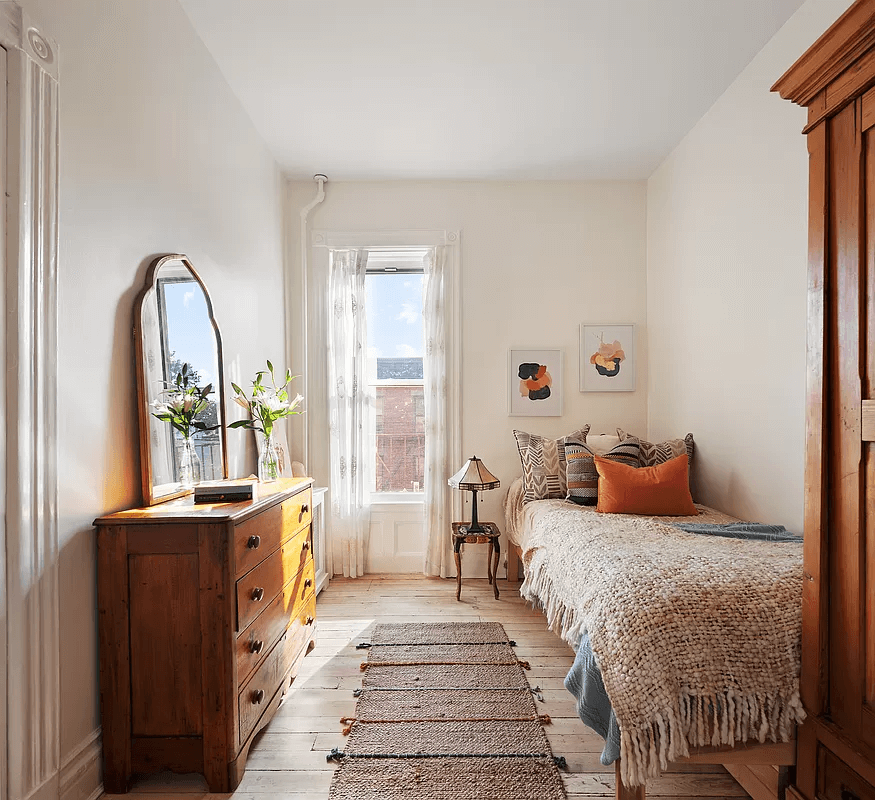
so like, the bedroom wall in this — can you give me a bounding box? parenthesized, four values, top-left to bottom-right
(17, 0, 286, 789)
(646, 0, 853, 533)
(285, 180, 648, 540)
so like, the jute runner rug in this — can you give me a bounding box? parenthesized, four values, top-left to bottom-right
(327, 622, 567, 800)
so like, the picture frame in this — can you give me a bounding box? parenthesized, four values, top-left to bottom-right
(508, 348, 563, 416)
(580, 324, 635, 392)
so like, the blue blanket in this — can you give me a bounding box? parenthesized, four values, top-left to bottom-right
(563, 521, 802, 765)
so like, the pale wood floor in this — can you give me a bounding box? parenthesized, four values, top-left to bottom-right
(106, 575, 750, 800)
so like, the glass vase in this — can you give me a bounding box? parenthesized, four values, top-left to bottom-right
(179, 435, 202, 489)
(258, 431, 281, 482)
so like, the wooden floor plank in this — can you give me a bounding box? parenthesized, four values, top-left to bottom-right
(107, 576, 749, 800)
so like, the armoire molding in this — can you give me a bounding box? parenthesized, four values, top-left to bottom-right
(0, 5, 62, 800)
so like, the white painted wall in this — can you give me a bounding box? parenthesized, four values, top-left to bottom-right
(18, 0, 286, 782)
(646, 0, 853, 533)
(286, 180, 648, 570)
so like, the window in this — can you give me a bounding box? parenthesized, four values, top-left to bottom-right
(365, 250, 427, 494)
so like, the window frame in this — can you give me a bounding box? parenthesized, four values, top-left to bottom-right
(365, 264, 426, 500)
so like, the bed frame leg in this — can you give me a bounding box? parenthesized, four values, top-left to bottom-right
(507, 551, 519, 582)
(615, 762, 645, 800)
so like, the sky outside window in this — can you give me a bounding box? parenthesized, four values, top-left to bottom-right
(366, 272, 424, 371)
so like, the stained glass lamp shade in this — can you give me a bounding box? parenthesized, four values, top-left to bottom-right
(448, 456, 500, 533)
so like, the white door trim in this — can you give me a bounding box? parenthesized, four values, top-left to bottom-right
(0, 5, 61, 800)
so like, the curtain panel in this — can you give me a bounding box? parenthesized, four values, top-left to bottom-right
(327, 248, 372, 578)
(423, 245, 452, 577)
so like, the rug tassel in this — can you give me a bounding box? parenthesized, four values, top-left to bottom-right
(518, 660, 531, 670)
(356, 642, 372, 650)
(340, 716, 357, 735)
(553, 755, 568, 770)
(327, 748, 345, 763)
(360, 662, 369, 671)
(539, 714, 552, 725)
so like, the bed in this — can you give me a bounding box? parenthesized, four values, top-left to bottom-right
(504, 476, 804, 799)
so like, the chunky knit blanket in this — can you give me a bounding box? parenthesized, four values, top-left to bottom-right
(518, 498, 804, 786)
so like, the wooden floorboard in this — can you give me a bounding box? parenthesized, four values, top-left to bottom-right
(103, 575, 749, 800)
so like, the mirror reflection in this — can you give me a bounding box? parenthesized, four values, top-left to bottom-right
(136, 255, 227, 504)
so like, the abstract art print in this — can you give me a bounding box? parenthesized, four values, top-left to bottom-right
(508, 349, 562, 416)
(580, 324, 635, 392)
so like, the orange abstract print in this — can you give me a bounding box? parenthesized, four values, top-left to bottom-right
(590, 332, 626, 378)
(518, 362, 552, 401)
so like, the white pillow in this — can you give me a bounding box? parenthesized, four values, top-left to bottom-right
(585, 433, 621, 455)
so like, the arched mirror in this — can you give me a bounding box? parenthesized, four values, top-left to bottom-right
(134, 254, 228, 505)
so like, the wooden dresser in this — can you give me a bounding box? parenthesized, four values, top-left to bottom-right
(95, 477, 317, 793)
(773, 2, 875, 799)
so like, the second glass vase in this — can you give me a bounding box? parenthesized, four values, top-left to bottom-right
(258, 431, 281, 482)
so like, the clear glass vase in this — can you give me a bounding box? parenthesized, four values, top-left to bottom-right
(258, 431, 281, 482)
(178, 435, 202, 489)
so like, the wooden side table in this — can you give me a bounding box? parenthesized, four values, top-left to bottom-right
(452, 521, 501, 601)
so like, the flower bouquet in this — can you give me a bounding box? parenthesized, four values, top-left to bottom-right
(151, 363, 218, 488)
(230, 360, 304, 482)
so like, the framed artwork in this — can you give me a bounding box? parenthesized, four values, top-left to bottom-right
(508, 349, 563, 416)
(580, 324, 635, 392)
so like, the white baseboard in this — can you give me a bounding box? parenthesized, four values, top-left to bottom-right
(60, 728, 102, 800)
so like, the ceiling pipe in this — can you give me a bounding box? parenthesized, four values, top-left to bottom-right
(299, 174, 327, 471)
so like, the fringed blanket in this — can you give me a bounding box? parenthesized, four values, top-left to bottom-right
(518, 499, 804, 787)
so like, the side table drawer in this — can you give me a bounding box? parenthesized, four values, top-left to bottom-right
(235, 488, 312, 577)
(238, 590, 317, 744)
(819, 748, 875, 800)
(236, 557, 316, 684)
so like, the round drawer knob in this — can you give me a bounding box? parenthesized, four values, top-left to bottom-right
(252, 689, 265, 705)
(247, 535, 261, 549)
(250, 639, 264, 655)
(304, 578, 313, 589)
(251, 587, 265, 602)
(301, 504, 309, 514)
(302, 540, 310, 551)
(306, 616, 314, 626)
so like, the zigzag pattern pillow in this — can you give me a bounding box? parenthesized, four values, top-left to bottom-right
(617, 429, 694, 468)
(514, 426, 590, 503)
(565, 439, 641, 506)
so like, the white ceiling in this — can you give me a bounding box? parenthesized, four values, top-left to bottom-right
(179, 0, 805, 181)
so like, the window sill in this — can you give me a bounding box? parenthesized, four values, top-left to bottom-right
(370, 493, 425, 506)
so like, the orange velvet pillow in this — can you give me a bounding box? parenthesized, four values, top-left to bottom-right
(594, 453, 697, 516)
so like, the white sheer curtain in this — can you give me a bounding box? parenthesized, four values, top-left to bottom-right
(423, 246, 452, 577)
(327, 248, 372, 578)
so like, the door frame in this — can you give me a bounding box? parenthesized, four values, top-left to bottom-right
(0, 6, 60, 800)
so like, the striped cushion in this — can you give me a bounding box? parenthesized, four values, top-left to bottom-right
(514, 426, 590, 503)
(565, 439, 641, 506)
(617, 429, 694, 469)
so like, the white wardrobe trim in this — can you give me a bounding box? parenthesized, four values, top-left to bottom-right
(0, 5, 61, 800)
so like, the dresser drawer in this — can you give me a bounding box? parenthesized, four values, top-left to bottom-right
(236, 524, 312, 631)
(236, 556, 316, 684)
(234, 488, 312, 578)
(238, 590, 316, 744)
(819, 748, 875, 800)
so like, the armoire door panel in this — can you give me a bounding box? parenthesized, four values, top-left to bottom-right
(827, 100, 864, 735)
(865, 127, 875, 728)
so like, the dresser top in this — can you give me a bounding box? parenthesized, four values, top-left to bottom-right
(94, 476, 314, 526)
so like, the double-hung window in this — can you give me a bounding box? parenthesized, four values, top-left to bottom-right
(364, 248, 428, 497)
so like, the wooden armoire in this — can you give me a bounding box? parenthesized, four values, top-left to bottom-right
(772, 2, 875, 798)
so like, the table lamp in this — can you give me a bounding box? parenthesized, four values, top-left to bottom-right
(448, 456, 500, 533)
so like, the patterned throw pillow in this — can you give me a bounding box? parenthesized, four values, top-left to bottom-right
(514, 426, 590, 503)
(617, 429, 694, 468)
(565, 439, 641, 506)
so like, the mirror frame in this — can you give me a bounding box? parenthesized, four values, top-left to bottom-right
(133, 253, 229, 505)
